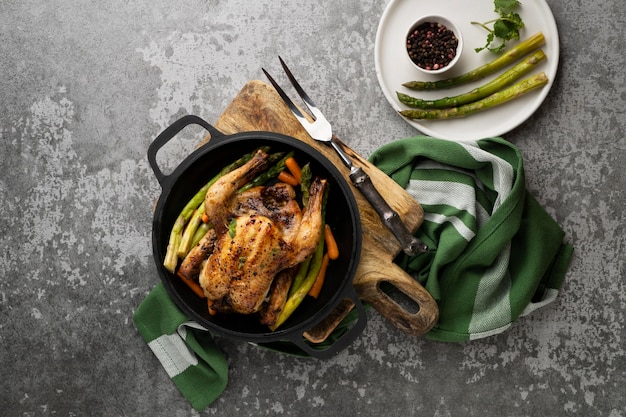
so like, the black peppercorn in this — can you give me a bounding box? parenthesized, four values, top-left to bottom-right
(406, 21, 459, 71)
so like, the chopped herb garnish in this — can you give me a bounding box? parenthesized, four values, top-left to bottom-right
(228, 218, 237, 238)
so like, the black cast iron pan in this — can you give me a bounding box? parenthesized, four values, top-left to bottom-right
(148, 115, 366, 359)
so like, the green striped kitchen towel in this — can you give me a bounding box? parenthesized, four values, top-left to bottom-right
(133, 282, 228, 411)
(133, 282, 360, 409)
(369, 136, 573, 342)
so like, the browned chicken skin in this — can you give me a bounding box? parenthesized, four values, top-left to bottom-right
(199, 150, 327, 315)
(258, 266, 298, 326)
(177, 228, 217, 280)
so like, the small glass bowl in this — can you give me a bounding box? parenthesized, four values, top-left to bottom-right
(405, 15, 463, 75)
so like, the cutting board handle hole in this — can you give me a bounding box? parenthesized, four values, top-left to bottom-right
(379, 281, 421, 314)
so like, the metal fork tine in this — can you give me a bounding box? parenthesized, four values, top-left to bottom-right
(261, 68, 308, 123)
(264, 57, 334, 143)
(278, 56, 318, 119)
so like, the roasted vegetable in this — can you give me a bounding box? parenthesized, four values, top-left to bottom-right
(397, 49, 546, 109)
(399, 72, 548, 120)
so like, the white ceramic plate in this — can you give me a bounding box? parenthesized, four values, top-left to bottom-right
(375, 0, 559, 141)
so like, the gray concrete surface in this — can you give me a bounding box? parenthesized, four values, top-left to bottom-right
(1, 0, 624, 416)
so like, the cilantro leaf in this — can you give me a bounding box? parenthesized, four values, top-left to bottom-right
(472, 0, 525, 53)
(495, 0, 520, 13)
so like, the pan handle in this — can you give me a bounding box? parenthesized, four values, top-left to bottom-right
(147, 115, 223, 186)
(354, 262, 438, 336)
(285, 288, 367, 360)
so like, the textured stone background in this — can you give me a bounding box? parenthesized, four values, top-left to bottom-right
(1, 0, 624, 416)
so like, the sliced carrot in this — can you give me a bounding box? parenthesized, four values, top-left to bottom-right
(285, 157, 302, 183)
(324, 224, 339, 260)
(308, 253, 330, 299)
(201, 212, 210, 224)
(277, 170, 299, 186)
(177, 271, 206, 299)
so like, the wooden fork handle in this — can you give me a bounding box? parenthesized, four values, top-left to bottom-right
(349, 166, 428, 256)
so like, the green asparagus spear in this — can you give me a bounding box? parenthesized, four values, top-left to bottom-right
(238, 151, 292, 192)
(163, 216, 187, 273)
(270, 234, 325, 331)
(398, 49, 546, 109)
(190, 222, 211, 248)
(399, 72, 548, 120)
(300, 163, 312, 207)
(402, 32, 545, 91)
(287, 257, 313, 298)
(177, 202, 206, 257)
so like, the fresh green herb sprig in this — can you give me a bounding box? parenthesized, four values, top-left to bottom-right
(228, 217, 237, 238)
(472, 0, 525, 53)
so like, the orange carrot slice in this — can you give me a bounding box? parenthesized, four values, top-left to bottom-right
(324, 224, 339, 260)
(176, 271, 206, 298)
(277, 171, 299, 186)
(308, 253, 330, 299)
(285, 157, 302, 183)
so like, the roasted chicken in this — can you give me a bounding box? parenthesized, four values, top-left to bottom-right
(198, 150, 327, 315)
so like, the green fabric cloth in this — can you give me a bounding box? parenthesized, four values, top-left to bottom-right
(133, 283, 228, 411)
(133, 283, 362, 409)
(369, 136, 573, 342)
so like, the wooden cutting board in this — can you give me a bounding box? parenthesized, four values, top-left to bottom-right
(201, 80, 438, 338)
